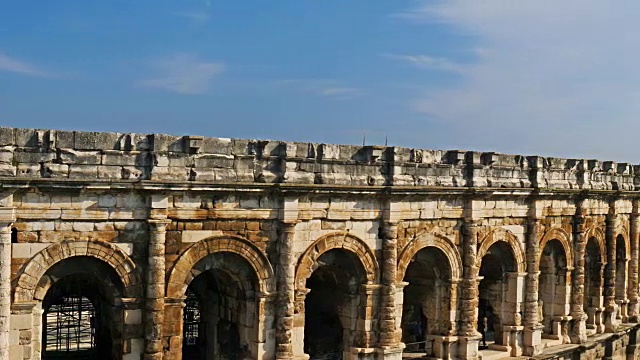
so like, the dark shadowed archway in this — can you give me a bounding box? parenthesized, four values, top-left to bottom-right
(401, 246, 456, 355)
(181, 252, 259, 360)
(538, 239, 570, 342)
(478, 241, 519, 348)
(304, 249, 368, 360)
(41, 257, 125, 360)
(584, 237, 605, 333)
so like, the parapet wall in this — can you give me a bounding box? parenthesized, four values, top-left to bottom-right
(0, 127, 637, 190)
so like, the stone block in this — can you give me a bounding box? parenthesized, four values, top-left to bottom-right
(13, 150, 56, 164)
(95, 132, 120, 150)
(0, 146, 13, 164)
(59, 149, 101, 164)
(0, 127, 14, 145)
(199, 137, 233, 155)
(124, 309, 142, 325)
(150, 134, 183, 152)
(10, 314, 32, 330)
(42, 163, 69, 178)
(98, 194, 117, 208)
(97, 165, 122, 179)
(14, 128, 38, 147)
(0, 163, 16, 176)
(15, 164, 37, 177)
(55, 130, 74, 148)
(68, 165, 98, 178)
(74, 131, 98, 149)
(194, 154, 234, 168)
(11, 243, 31, 258)
(182, 230, 222, 243)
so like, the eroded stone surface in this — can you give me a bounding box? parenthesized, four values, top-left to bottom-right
(2, 127, 640, 360)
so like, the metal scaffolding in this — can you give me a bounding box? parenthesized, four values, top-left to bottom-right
(183, 288, 203, 346)
(44, 295, 96, 355)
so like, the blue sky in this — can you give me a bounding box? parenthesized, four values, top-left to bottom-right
(2, 1, 640, 162)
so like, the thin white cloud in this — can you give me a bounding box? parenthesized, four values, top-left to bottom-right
(383, 53, 466, 73)
(136, 53, 224, 95)
(175, 10, 210, 23)
(277, 79, 363, 99)
(0, 52, 51, 77)
(398, 1, 640, 161)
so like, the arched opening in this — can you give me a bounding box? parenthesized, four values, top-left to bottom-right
(304, 249, 366, 360)
(401, 247, 453, 355)
(11, 227, 17, 243)
(40, 257, 124, 360)
(584, 237, 604, 333)
(615, 235, 628, 321)
(538, 239, 570, 342)
(478, 242, 518, 349)
(181, 252, 257, 360)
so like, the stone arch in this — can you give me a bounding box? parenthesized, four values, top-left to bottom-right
(397, 231, 462, 282)
(584, 225, 607, 260)
(540, 227, 574, 270)
(14, 239, 142, 303)
(295, 232, 378, 290)
(166, 235, 275, 297)
(615, 225, 631, 260)
(476, 227, 526, 273)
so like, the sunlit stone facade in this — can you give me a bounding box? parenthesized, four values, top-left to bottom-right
(2, 127, 640, 360)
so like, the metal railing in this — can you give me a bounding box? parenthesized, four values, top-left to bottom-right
(402, 339, 434, 354)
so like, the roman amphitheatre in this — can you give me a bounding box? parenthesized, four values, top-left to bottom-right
(1, 127, 639, 360)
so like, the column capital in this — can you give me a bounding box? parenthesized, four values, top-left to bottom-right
(165, 297, 187, 307)
(147, 218, 171, 230)
(361, 283, 383, 294)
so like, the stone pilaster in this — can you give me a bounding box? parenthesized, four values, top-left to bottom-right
(458, 216, 481, 360)
(144, 219, 170, 360)
(276, 221, 297, 359)
(0, 201, 15, 360)
(604, 210, 618, 332)
(628, 200, 640, 322)
(570, 203, 587, 344)
(0, 222, 13, 360)
(459, 219, 480, 338)
(379, 221, 400, 350)
(523, 217, 543, 356)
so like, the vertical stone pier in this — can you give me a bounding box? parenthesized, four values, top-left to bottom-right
(604, 207, 618, 332)
(523, 215, 542, 356)
(570, 201, 587, 344)
(145, 218, 170, 360)
(628, 200, 640, 321)
(377, 221, 402, 359)
(276, 221, 297, 359)
(0, 203, 15, 360)
(458, 206, 481, 359)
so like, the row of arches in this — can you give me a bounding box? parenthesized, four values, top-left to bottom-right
(13, 226, 633, 359)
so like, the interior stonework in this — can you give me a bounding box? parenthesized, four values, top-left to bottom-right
(2, 127, 640, 360)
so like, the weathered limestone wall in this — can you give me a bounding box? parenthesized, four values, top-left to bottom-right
(2, 127, 640, 360)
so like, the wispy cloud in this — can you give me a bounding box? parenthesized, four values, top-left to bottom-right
(277, 79, 363, 99)
(175, 10, 210, 24)
(397, 0, 640, 161)
(382, 53, 466, 73)
(136, 53, 225, 95)
(0, 52, 52, 77)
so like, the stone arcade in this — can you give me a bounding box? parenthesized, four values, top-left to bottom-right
(2, 127, 640, 360)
